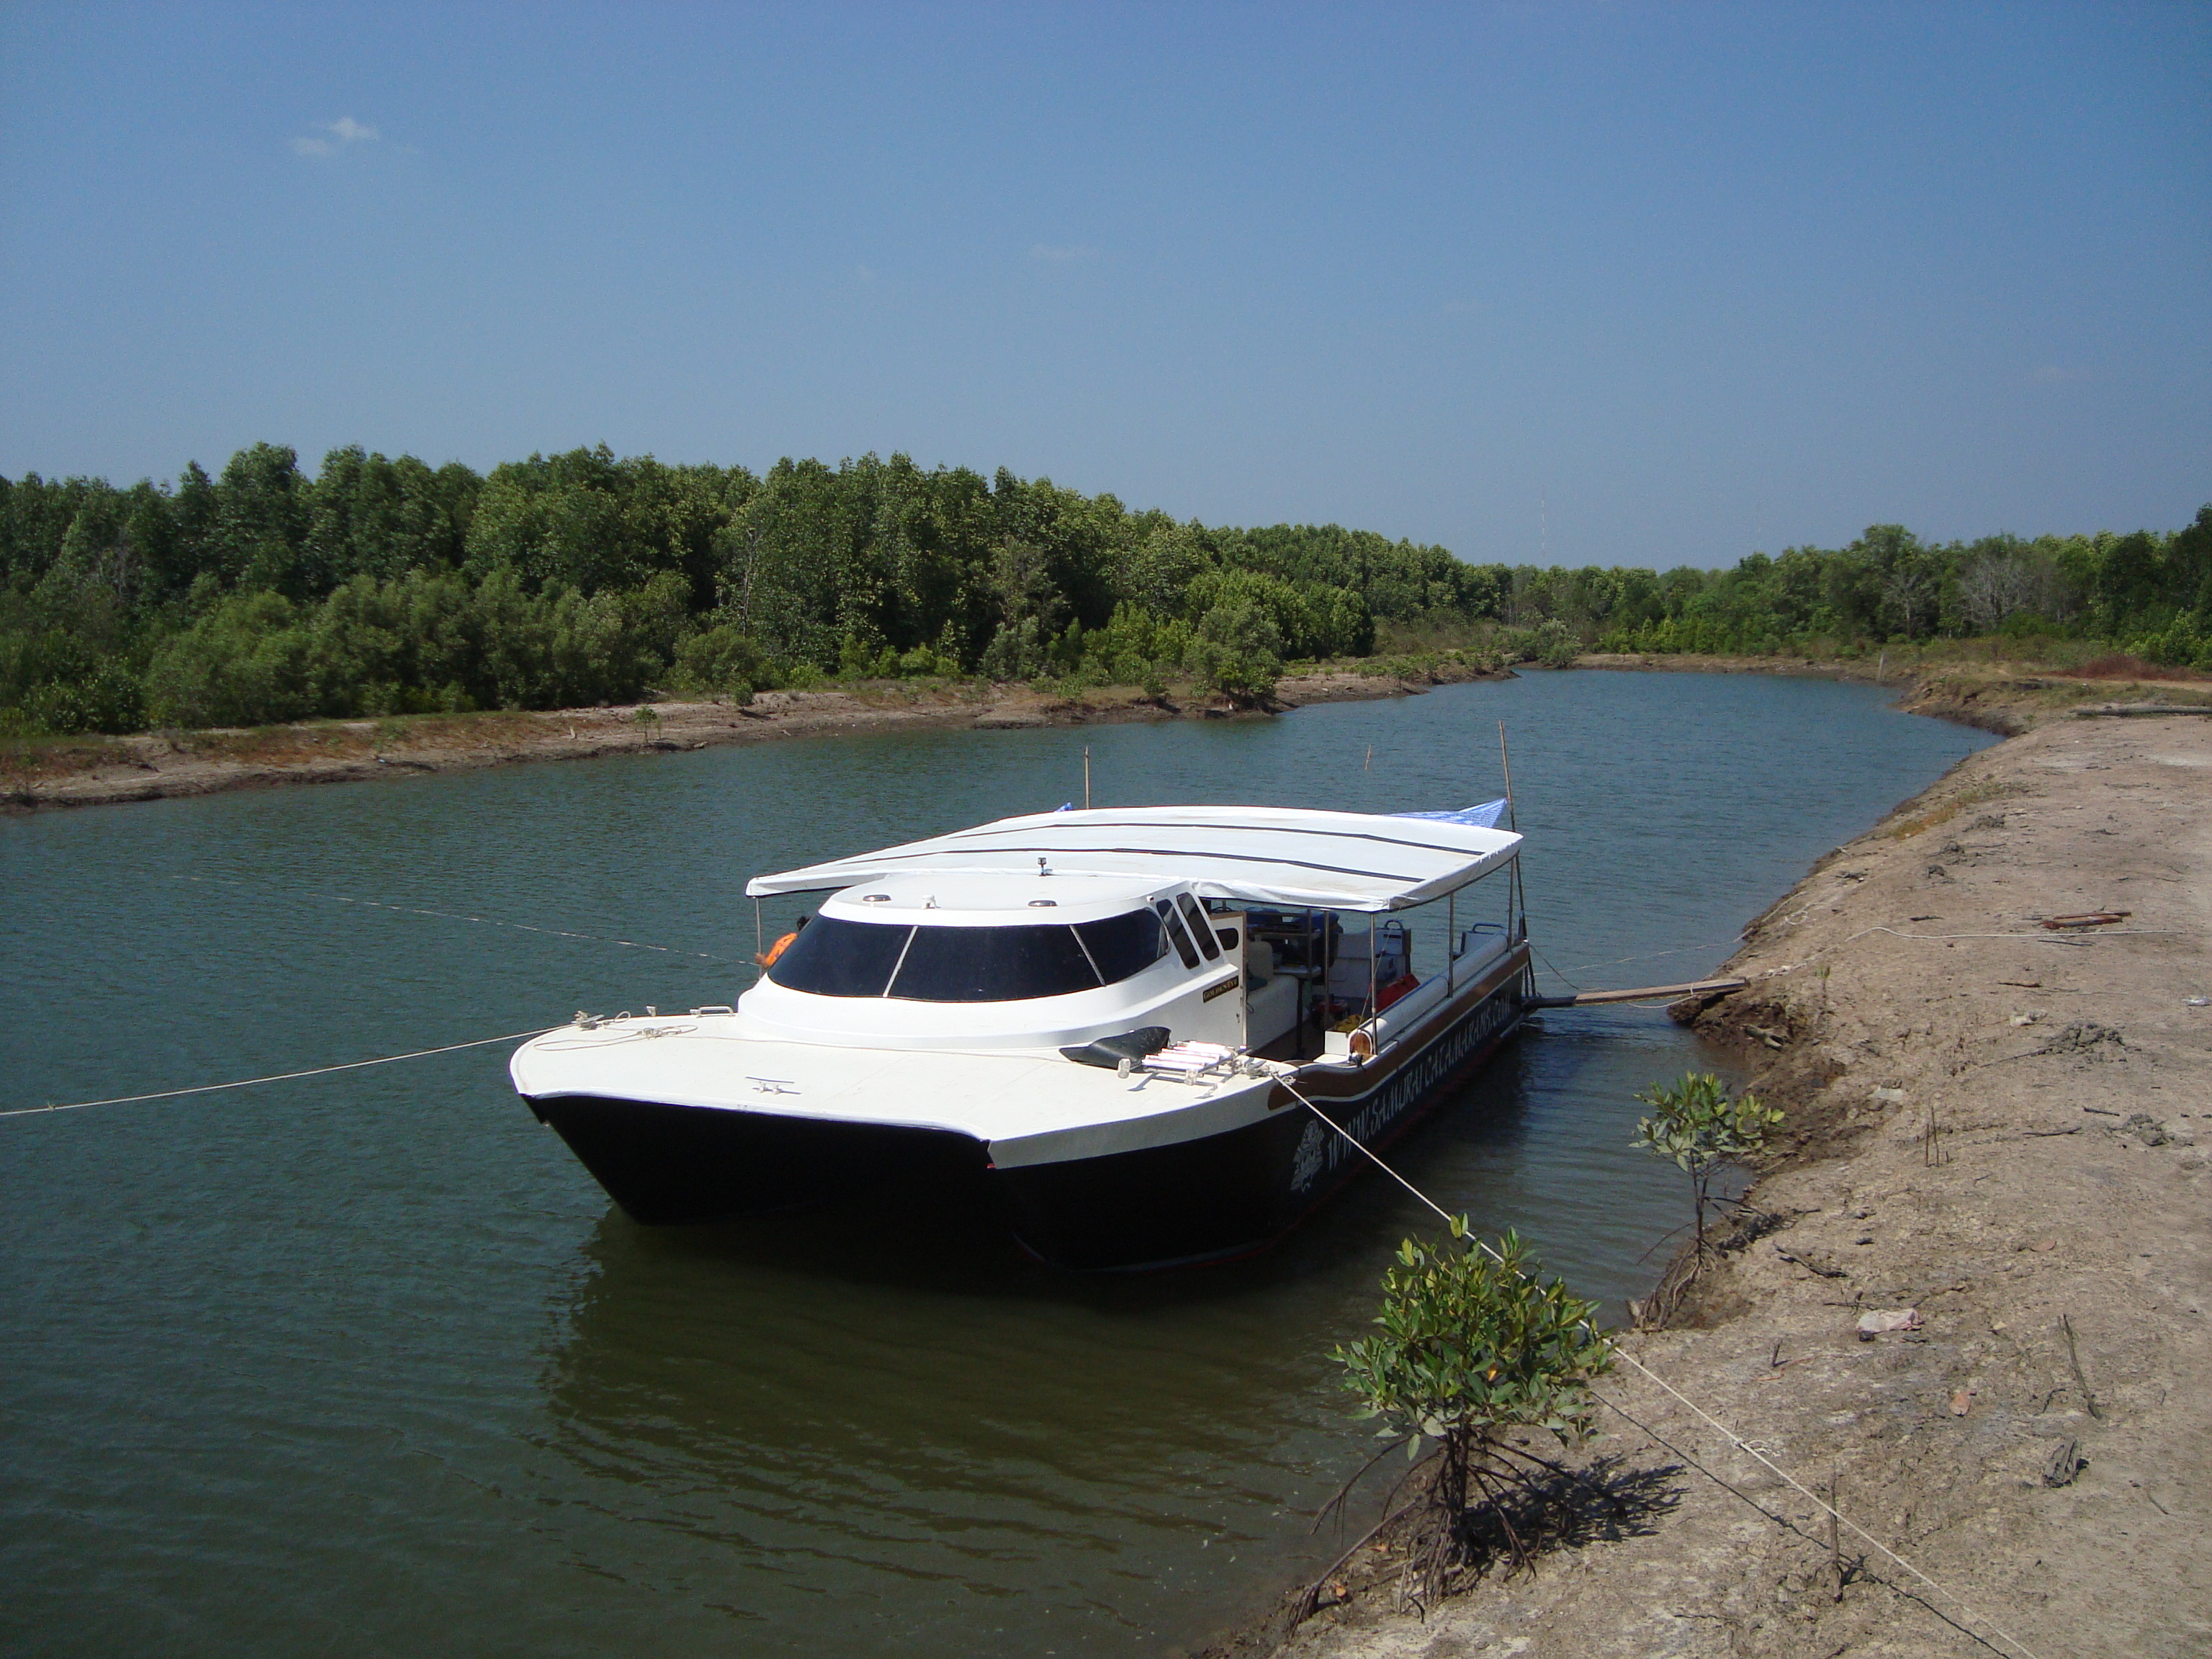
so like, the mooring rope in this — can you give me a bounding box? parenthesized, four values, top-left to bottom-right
(1525, 943, 1586, 992)
(0, 986, 2046, 1655)
(168, 873, 735, 963)
(1, 1027, 558, 1118)
(1269, 1071, 2046, 1659)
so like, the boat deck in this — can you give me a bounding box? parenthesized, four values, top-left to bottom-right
(512, 1015, 1286, 1166)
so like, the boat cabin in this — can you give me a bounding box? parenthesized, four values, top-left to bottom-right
(742, 806, 1523, 1064)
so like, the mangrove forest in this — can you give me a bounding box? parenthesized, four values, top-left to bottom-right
(2, 441, 2206, 734)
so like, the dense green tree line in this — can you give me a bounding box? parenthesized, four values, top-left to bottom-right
(1506, 516, 2212, 667)
(0, 443, 1405, 732)
(2, 441, 2206, 735)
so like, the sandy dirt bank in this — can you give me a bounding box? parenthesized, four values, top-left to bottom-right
(1223, 712, 2211, 1658)
(1, 665, 1502, 812)
(1572, 652, 2212, 738)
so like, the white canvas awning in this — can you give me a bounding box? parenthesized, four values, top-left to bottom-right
(745, 805, 1521, 913)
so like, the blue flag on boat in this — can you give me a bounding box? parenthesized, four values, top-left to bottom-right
(1393, 799, 1510, 830)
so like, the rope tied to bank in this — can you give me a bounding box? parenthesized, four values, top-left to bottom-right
(3, 1006, 2046, 1653)
(1269, 1070, 2047, 1659)
(1, 1027, 559, 1118)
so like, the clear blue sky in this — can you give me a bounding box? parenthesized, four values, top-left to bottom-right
(2, 2, 2205, 567)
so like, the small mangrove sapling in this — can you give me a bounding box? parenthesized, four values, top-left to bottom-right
(1632, 1071, 1784, 1262)
(1332, 1223, 1614, 1601)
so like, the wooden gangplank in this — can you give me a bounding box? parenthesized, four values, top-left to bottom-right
(1526, 976, 1746, 1010)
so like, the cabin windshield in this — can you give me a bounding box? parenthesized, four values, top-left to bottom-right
(765, 917, 912, 997)
(1073, 908, 1168, 983)
(767, 910, 1171, 1002)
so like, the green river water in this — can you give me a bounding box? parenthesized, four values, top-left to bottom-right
(1, 670, 1994, 1658)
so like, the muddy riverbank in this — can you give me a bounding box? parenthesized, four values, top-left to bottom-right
(1, 664, 1503, 812)
(1220, 711, 2211, 1658)
(13, 651, 2204, 815)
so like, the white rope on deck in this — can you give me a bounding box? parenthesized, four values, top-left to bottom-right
(170, 873, 736, 963)
(1270, 1071, 2047, 1659)
(1, 1028, 557, 1118)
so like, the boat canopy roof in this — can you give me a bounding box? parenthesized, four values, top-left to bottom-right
(745, 805, 1521, 914)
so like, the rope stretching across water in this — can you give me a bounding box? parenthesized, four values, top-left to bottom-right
(1, 1007, 2046, 1654)
(1269, 1071, 2046, 1659)
(1, 1028, 558, 1118)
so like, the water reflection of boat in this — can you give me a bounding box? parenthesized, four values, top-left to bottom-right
(533, 1212, 1354, 1650)
(512, 805, 1531, 1269)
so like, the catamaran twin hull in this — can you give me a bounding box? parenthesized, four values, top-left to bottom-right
(521, 944, 1531, 1271)
(511, 803, 1532, 1272)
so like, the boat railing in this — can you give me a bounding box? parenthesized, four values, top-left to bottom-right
(1337, 931, 1517, 1063)
(1447, 928, 1511, 994)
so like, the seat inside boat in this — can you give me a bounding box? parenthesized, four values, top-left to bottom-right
(1227, 903, 1516, 1064)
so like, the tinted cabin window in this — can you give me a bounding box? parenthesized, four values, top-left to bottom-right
(1156, 900, 1202, 968)
(890, 924, 1103, 1002)
(766, 918, 914, 997)
(1177, 894, 1222, 960)
(1073, 909, 1169, 984)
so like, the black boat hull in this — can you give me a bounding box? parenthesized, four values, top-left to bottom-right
(527, 1094, 991, 1226)
(524, 949, 1532, 1269)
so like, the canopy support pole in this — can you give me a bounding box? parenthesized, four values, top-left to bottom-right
(1368, 916, 1378, 1027)
(1499, 719, 1530, 942)
(1498, 720, 1516, 831)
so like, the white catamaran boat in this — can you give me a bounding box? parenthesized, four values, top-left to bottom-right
(511, 804, 1533, 1269)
